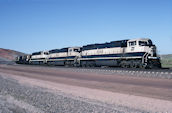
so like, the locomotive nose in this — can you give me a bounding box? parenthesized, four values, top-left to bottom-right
(150, 46, 157, 57)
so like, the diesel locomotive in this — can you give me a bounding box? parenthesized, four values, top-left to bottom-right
(16, 38, 161, 68)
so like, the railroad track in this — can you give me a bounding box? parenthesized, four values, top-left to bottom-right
(13, 63, 172, 71)
(11, 64, 172, 79)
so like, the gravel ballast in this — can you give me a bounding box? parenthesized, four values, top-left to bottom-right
(0, 75, 145, 113)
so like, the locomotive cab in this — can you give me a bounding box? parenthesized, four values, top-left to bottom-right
(126, 38, 161, 68)
(127, 38, 157, 57)
(67, 47, 81, 66)
(68, 47, 81, 57)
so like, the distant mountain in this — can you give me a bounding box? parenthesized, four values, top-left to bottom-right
(0, 48, 25, 64)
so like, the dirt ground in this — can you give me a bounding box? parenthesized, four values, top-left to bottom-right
(0, 64, 172, 112)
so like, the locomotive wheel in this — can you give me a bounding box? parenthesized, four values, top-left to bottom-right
(121, 63, 125, 68)
(133, 60, 141, 68)
(81, 63, 86, 67)
(139, 64, 146, 69)
(125, 61, 130, 68)
(86, 64, 90, 67)
(131, 62, 137, 68)
(139, 64, 143, 69)
(129, 62, 134, 68)
(147, 64, 153, 69)
(125, 64, 130, 68)
(133, 64, 138, 68)
(120, 61, 126, 68)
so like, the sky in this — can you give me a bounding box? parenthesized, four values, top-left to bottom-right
(0, 0, 172, 54)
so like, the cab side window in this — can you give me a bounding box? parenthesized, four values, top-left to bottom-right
(74, 49, 80, 52)
(139, 41, 147, 46)
(129, 41, 136, 46)
(69, 49, 73, 52)
(44, 52, 49, 55)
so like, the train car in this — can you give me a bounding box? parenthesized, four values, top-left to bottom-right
(16, 56, 23, 64)
(47, 47, 81, 66)
(29, 51, 48, 65)
(15, 55, 31, 64)
(47, 48, 68, 66)
(79, 38, 161, 68)
(16, 38, 161, 69)
(79, 40, 128, 67)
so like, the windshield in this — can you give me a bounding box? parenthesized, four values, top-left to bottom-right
(129, 41, 136, 46)
(148, 40, 153, 46)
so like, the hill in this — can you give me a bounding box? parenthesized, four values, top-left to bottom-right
(160, 54, 172, 68)
(0, 48, 25, 64)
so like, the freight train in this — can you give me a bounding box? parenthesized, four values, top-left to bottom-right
(16, 38, 161, 68)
